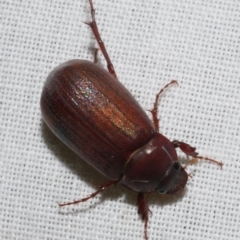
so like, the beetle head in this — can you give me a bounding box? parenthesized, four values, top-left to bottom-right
(155, 162, 188, 194)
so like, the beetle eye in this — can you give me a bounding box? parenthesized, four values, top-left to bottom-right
(158, 190, 167, 194)
(173, 162, 181, 171)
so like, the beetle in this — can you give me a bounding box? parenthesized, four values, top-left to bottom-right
(41, 1, 222, 239)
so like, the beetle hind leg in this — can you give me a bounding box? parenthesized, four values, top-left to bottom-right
(93, 47, 99, 63)
(85, 0, 117, 78)
(172, 140, 223, 168)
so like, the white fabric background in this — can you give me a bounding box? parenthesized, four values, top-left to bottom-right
(1, 0, 239, 240)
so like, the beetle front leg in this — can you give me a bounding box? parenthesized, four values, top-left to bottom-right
(149, 80, 178, 132)
(137, 193, 152, 240)
(172, 140, 223, 168)
(86, 0, 117, 78)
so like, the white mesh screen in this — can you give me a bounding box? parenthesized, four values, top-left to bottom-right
(1, 0, 239, 239)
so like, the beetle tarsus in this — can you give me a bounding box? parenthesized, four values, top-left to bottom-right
(137, 193, 150, 240)
(172, 140, 223, 168)
(193, 155, 223, 169)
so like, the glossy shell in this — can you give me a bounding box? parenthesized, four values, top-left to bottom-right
(41, 59, 156, 181)
(41, 59, 188, 193)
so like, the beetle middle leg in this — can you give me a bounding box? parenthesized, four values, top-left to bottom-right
(149, 80, 178, 132)
(58, 180, 118, 207)
(172, 140, 223, 168)
(85, 0, 117, 79)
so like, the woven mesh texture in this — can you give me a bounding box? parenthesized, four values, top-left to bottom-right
(1, 0, 239, 240)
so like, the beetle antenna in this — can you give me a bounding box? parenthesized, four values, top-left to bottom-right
(172, 140, 223, 168)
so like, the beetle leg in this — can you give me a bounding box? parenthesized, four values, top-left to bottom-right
(172, 140, 223, 168)
(137, 193, 151, 240)
(85, 0, 117, 79)
(93, 47, 99, 63)
(58, 180, 117, 207)
(149, 80, 178, 132)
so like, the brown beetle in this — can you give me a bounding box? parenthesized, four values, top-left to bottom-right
(41, 1, 222, 239)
